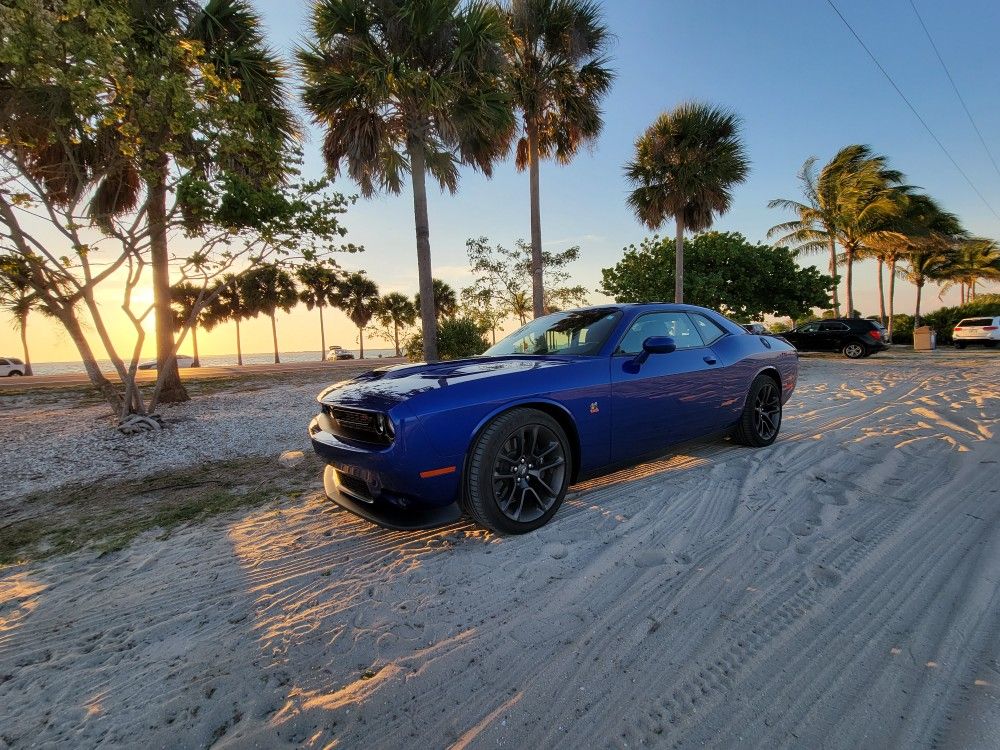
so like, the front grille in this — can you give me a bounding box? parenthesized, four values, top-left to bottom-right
(323, 405, 393, 445)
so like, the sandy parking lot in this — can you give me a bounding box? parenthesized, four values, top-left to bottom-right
(1, 351, 999, 749)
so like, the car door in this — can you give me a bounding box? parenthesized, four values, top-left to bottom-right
(0, 358, 9, 376)
(788, 322, 821, 351)
(610, 312, 719, 463)
(818, 321, 850, 350)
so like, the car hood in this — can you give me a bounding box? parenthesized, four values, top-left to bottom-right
(318, 355, 580, 411)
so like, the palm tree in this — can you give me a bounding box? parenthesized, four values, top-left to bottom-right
(376, 292, 418, 356)
(415, 279, 459, 322)
(505, 0, 613, 318)
(0, 253, 39, 375)
(625, 102, 750, 303)
(298, 0, 515, 363)
(206, 274, 251, 365)
(865, 192, 959, 340)
(296, 264, 340, 360)
(511, 290, 531, 325)
(169, 281, 214, 367)
(939, 239, 1000, 303)
(333, 272, 380, 359)
(907, 247, 958, 326)
(769, 146, 903, 318)
(239, 265, 298, 363)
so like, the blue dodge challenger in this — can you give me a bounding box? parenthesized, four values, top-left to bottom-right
(309, 304, 797, 533)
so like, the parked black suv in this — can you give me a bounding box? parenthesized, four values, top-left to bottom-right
(782, 319, 888, 359)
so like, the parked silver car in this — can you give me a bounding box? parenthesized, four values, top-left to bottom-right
(0, 357, 27, 376)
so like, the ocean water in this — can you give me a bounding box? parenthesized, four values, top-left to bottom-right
(28, 349, 400, 376)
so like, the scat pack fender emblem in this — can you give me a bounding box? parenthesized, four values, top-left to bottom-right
(590, 402, 600, 414)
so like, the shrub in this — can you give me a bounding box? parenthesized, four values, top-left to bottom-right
(405, 317, 490, 362)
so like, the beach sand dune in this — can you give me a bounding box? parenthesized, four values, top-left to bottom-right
(1, 354, 999, 748)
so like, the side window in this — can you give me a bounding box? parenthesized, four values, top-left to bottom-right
(819, 322, 849, 332)
(0, 359, 8, 366)
(799, 323, 819, 333)
(616, 312, 705, 355)
(690, 314, 727, 345)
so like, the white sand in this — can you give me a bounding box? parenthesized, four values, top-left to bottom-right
(2, 352, 999, 748)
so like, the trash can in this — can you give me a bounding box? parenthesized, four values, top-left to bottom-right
(913, 325, 936, 351)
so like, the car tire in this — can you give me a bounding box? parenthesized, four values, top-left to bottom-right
(465, 408, 571, 534)
(843, 342, 866, 359)
(732, 374, 783, 448)
(954, 342, 966, 350)
(8, 371, 22, 376)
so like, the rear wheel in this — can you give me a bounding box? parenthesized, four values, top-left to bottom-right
(465, 409, 571, 534)
(7, 371, 22, 377)
(843, 342, 866, 359)
(733, 375, 783, 447)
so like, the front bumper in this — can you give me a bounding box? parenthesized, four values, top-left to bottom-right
(308, 414, 464, 530)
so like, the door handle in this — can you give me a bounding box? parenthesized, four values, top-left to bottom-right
(703, 355, 718, 365)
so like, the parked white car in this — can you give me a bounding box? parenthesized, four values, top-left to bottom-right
(137, 355, 195, 370)
(953, 316, 1000, 349)
(0, 357, 27, 376)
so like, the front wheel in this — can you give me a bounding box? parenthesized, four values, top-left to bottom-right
(733, 375, 783, 447)
(7, 371, 23, 377)
(465, 408, 571, 534)
(843, 342, 866, 359)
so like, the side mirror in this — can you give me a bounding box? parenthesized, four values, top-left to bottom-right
(631, 336, 676, 367)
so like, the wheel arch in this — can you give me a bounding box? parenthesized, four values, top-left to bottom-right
(464, 399, 583, 486)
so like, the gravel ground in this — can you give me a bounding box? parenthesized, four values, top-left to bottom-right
(0, 371, 358, 503)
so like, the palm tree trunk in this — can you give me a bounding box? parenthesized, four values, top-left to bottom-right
(876, 258, 886, 325)
(674, 214, 685, 303)
(235, 317, 243, 366)
(19, 311, 32, 376)
(358, 327, 365, 359)
(915, 280, 923, 327)
(319, 302, 326, 360)
(971, 281, 976, 301)
(147, 158, 189, 403)
(407, 137, 439, 362)
(887, 258, 897, 343)
(191, 326, 200, 367)
(393, 323, 401, 357)
(828, 236, 840, 316)
(527, 119, 544, 320)
(270, 312, 280, 364)
(844, 248, 854, 317)
(959, 282, 965, 305)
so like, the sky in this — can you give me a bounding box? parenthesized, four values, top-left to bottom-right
(4, 0, 1000, 363)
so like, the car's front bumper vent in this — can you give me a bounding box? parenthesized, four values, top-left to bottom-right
(323, 405, 393, 446)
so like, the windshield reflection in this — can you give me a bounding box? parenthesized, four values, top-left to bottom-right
(484, 308, 622, 357)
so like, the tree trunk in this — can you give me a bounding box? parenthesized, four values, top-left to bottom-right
(844, 247, 854, 318)
(53, 303, 122, 413)
(270, 312, 280, 364)
(393, 323, 401, 357)
(527, 119, 544, 319)
(358, 327, 365, 359)
(147, 159, 189, 403)
(876, 258, 886, 325)
(191, 326, 200, 367)
(319, 302, 326, 360)
(407, 138, 439, 362)
(235, 317, 243, 366)
(19, 311, 32, 376)
(674, 214, 685, 303)
(971, 281, 976, 301)
(828, 236, 840, 316)
(915, 280, 923, 327)
(959, 282, 965, 305)
(887, 258, 897, 342)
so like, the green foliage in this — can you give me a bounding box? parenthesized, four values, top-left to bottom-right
(296, 263, 340, 311)
(238, 264, 298, 317)
(464, 237, 588, 320)
(405, 317, 489, 362)
(333, 271, 380, 331)
(625, 103, 750, 233)
(415, 279, 459, 321)
(599, 232, 832, 322)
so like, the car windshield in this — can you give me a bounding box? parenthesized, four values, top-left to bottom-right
(484, 308, 622, 357)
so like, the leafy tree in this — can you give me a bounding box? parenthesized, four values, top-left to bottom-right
(239, 265, 298, 363)
(297, 263, 341, 359)
(415, 279, 459, 322)
(405, 317, 489, 361)
(599, 232, 832, 322)
(0, 253, 40, 375)
(333, 272, 380, 359)
(376, 292, 418, 356)
(625, 103, 750, 303)
(461, 286, 506, 344)
(504, 0, 613, 318)
(465, 236, 588, 322)
(299, 0, 515, 362)
(511, 291, 531, 325)
(906, 247, 958, 327)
